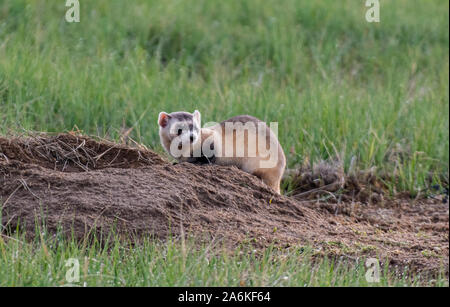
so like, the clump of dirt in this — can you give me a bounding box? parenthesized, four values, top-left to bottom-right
(286, 158, 448, 204)
(286, 160, 394, 204)
(0, 134, 448, 276)
(286, 160, 345, 198)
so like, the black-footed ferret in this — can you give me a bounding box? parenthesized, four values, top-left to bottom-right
(158, 110, 286, 194)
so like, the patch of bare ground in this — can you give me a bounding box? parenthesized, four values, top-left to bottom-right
(0, 133, 448, 277)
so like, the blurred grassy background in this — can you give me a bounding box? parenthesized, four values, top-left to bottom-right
(0, 0, 448, 193)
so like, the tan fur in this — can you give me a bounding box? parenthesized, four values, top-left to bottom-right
(159, 112, 286, 194)
(201, 115, 286, 194)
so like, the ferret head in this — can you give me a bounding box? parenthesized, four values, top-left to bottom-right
(158, 110, 201, 151)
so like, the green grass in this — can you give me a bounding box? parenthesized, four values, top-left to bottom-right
(0, 0, 448, 287)
(0, 230, 447, 287)
(0, 0, 448, 193)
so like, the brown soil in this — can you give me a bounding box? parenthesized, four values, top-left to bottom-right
(0, 133, 448, 276)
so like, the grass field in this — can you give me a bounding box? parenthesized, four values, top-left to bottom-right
(0, 0, 448, 287)
(0, 0, 448, 192)
(1, 230, 447, 287)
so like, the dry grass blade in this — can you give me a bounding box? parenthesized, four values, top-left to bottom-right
(0, 132, 165, 172)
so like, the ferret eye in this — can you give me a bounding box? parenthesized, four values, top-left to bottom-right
(177, 129, 183, 136)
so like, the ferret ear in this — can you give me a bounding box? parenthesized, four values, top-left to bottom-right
(158, 112, 171, 128)
(193, 110, 201, 124)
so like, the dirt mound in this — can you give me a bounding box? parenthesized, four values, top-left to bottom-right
(0, 134, 448, 276)
(0, 133, 163, 172)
